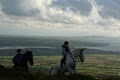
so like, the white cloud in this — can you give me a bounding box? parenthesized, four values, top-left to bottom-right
(0, 0, 120, 36)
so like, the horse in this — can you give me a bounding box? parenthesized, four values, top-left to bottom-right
(49, 48, 86, 75)
(12, 51, 34, 72)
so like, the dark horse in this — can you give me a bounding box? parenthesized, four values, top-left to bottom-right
(12, 51, 34, 72)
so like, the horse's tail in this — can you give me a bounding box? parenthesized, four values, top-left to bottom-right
(49, 67, 54, 75)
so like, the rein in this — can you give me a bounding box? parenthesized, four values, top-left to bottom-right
(69, 53, 80, 63)
(70, 49, 82, 62)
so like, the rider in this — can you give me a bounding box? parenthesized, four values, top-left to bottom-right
(12, 49, 23, 66)
(61, 41, 71, 68)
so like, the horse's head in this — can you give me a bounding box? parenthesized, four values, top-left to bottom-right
(25, 50, 34, 66)
(79, 48, 86, 63)
(71, 48, 86, 63)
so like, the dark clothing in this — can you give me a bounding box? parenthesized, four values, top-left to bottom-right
(61, 45, 71, 67)
(62, 45, 71, 56)
(61, 55, 67, 66)
(12, 54, 23, 66)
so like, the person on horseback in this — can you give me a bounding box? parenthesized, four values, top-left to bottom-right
(12, 49, 23, 66)
(61, 41, 71, 68)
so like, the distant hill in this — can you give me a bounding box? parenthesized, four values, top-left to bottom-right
(0, 35, 120, 56)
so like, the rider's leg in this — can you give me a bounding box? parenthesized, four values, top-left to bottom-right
(61, 55, 66, 68)
(63, 55, 66, 65)
(61, 59, 63, 68)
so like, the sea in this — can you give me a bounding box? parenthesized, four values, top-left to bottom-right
(0, 35, 120, 56)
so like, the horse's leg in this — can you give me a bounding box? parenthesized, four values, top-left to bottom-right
(68, 65, 77, 74)
(73, 64, 76, 74)
(22, 63, 29, 72)
(73, 68, 76, 74)
(50, 67, 59, 75)
(66, 61, 76, 74)
(25, 65, 29, 72)
(66, 64, 72, 74)
(49, 67, 54, 75)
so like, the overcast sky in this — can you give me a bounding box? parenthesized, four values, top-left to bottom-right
(0, 0, 120, 36)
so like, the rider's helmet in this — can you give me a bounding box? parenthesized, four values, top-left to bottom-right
(64, 41, 69, 45)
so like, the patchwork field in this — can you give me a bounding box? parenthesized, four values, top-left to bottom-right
(1, 53, 120, 80)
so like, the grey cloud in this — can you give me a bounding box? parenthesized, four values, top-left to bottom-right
(96, 0, 120, 19)
(0, 0, 120, 29)
(1, 0, 120, 20)
(52, 0, 92, 16)
(0, 0, 40, 16)
(0, 0, 93, 17)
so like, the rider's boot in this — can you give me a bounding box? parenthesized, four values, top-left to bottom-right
(61, 59, 63, 68)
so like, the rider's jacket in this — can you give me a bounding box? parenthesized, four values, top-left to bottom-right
(62, 45, 71, 56)
(12, 54, 23, 65)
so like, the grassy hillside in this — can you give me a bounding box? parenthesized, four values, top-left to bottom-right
(1, 54, 120, 80)
(1, 64, 120, 80)
(0, 65, 96, 80)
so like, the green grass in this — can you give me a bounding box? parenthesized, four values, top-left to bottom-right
(0, 65, 97, 80)
(1, 54, 120, 80)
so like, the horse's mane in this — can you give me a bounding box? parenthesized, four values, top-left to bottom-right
(22, 51, 33, 59)
(71, 48, 81, 54)
(24, 51, 33, 55)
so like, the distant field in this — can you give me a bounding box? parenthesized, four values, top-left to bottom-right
(0, 54, 120, 77)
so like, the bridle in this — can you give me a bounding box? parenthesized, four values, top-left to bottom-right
(69, 49, 82, 63)
(70, 48, 85, 63)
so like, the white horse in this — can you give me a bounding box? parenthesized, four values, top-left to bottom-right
(49, 48, 86, 75)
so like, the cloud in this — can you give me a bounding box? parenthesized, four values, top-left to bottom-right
(52, 0, 92, 16)
(96, 0, 120, 19)
(0, 0, 83, 25)
(0, 0, 41, 16)
(0, 0, 120, 36)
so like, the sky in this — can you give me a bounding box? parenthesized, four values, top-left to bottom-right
(0, 0, 120, 37)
